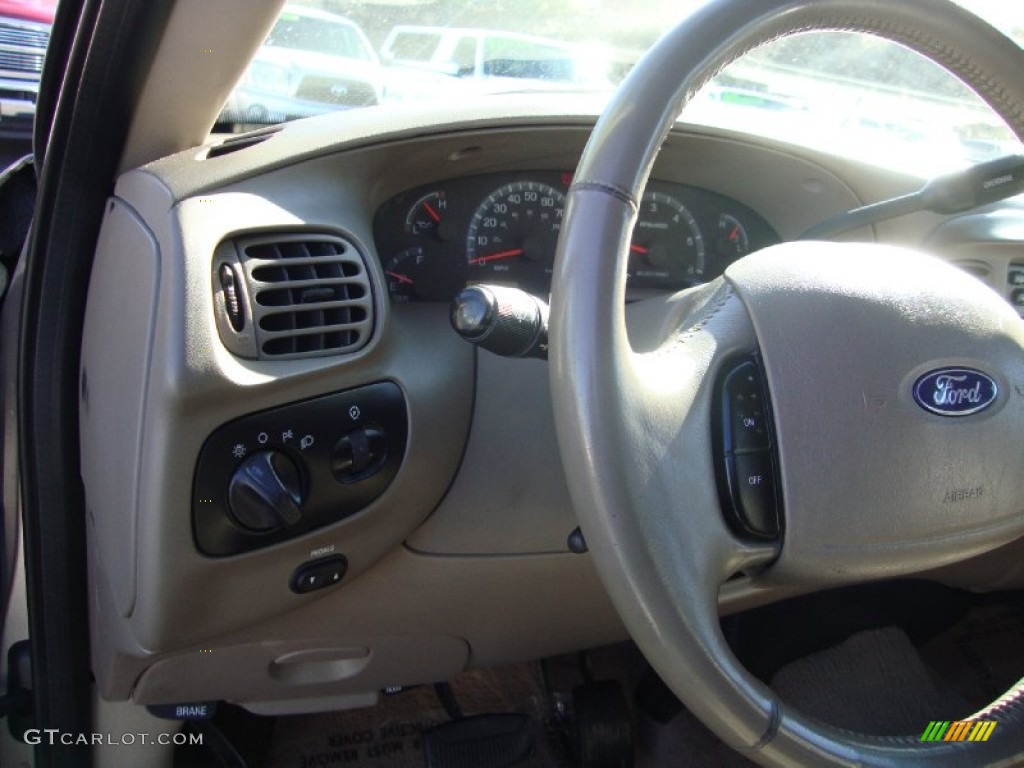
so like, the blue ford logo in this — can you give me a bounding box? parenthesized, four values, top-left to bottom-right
(912, 368, 998, 417)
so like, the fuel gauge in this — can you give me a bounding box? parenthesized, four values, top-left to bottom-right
(384, 247, 462, 302)
(384, 247, 425, 302)
(405, 191, 457, 241)
(715, 214, 750, 259)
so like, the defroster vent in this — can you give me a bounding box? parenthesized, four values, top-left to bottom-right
(213, 233, 374, 360)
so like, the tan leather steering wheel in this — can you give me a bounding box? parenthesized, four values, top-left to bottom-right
(550, 0, 1024, 763)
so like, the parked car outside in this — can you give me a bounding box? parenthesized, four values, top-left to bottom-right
(221, 5, 386, 124)
(0, 0, 56, 136)
(379, 25, 611, 101)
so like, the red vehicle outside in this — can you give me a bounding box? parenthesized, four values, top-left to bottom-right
(0, 0, 58, 133)
(0, 0, 56, 23)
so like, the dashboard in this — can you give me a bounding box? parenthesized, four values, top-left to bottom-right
(74, 102, 1024, 719)
(372, 171, 779, 301)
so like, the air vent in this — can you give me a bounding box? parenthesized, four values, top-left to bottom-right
(212, 234, 374, 360)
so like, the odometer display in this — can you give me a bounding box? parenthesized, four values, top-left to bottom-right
(466, 181, 565, 293)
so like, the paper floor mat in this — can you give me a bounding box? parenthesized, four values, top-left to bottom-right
(263, 663, 563, 768)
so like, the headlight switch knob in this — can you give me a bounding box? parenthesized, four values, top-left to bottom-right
(227, 450, 304, 533)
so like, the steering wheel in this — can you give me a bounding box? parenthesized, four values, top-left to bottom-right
(550, 0, 1024, 764)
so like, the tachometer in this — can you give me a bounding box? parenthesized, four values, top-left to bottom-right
(629, 192, 705, 289)
(466, 181, 565, 293)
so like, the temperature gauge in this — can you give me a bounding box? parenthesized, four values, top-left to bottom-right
(405, 191, 457, 241)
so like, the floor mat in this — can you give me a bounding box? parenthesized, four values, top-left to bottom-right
(634, 627, 961, 768)
(918, 600, 1024, 712)
(638, 603, 1024, 765)
(771, 626, 970, 735)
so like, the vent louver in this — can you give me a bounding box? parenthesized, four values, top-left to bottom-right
(213, 234, 374, 360)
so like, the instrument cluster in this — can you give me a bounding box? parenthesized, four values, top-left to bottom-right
(372, 171, 779, 302)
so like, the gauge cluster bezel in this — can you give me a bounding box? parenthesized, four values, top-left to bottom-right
(372, 170, 780, 302)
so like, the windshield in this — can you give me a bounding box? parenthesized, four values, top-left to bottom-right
(218, 0, 1024, 177)
(265, 12, 374, 60)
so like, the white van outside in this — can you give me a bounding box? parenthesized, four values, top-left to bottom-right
(379, 25, 611, 100)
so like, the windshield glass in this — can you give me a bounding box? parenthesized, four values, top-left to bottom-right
(265, 11, 374, 60)
(218, 0, 1024, 177)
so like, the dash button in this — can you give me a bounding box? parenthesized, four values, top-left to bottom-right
(290, 555, 348, 594)
(731, 452, 778, 536)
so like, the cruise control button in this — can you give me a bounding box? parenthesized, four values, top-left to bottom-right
(731, 405, 770, 452)
(730, 451, 778, 536)
(724, 361, 770, 451)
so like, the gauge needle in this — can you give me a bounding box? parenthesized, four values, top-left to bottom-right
(387, 271, 414, 284)
(469, 248, 523, 265)
(728, 225, 740, 242)
(423, 202, 442, 223)
(630, 244, 649, 254)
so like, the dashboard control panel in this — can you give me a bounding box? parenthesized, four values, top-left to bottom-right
(192, 382, 408, 556)
(373, 172, 779, 302)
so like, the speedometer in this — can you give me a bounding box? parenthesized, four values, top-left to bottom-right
(466, 181, 565, 293)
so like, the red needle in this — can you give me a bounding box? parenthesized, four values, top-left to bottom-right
(423, 202, 442, 223)
(469, 248, 523, 265)
(387, 271, 414, 285)
(729, 225, 740, 242)
(630, 244, 649, 254)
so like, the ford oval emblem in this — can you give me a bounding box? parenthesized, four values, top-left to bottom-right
(912, 368, 998, 417)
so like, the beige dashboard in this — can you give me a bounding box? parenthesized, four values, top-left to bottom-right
(76, 103, 1024, 715)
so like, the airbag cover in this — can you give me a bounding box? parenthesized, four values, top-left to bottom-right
(726, 242, 1024, 585)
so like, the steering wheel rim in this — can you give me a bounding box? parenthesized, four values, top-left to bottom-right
(550, 0, 1024, 764)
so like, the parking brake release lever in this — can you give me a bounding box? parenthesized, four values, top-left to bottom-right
(450, 284, 548, 360)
